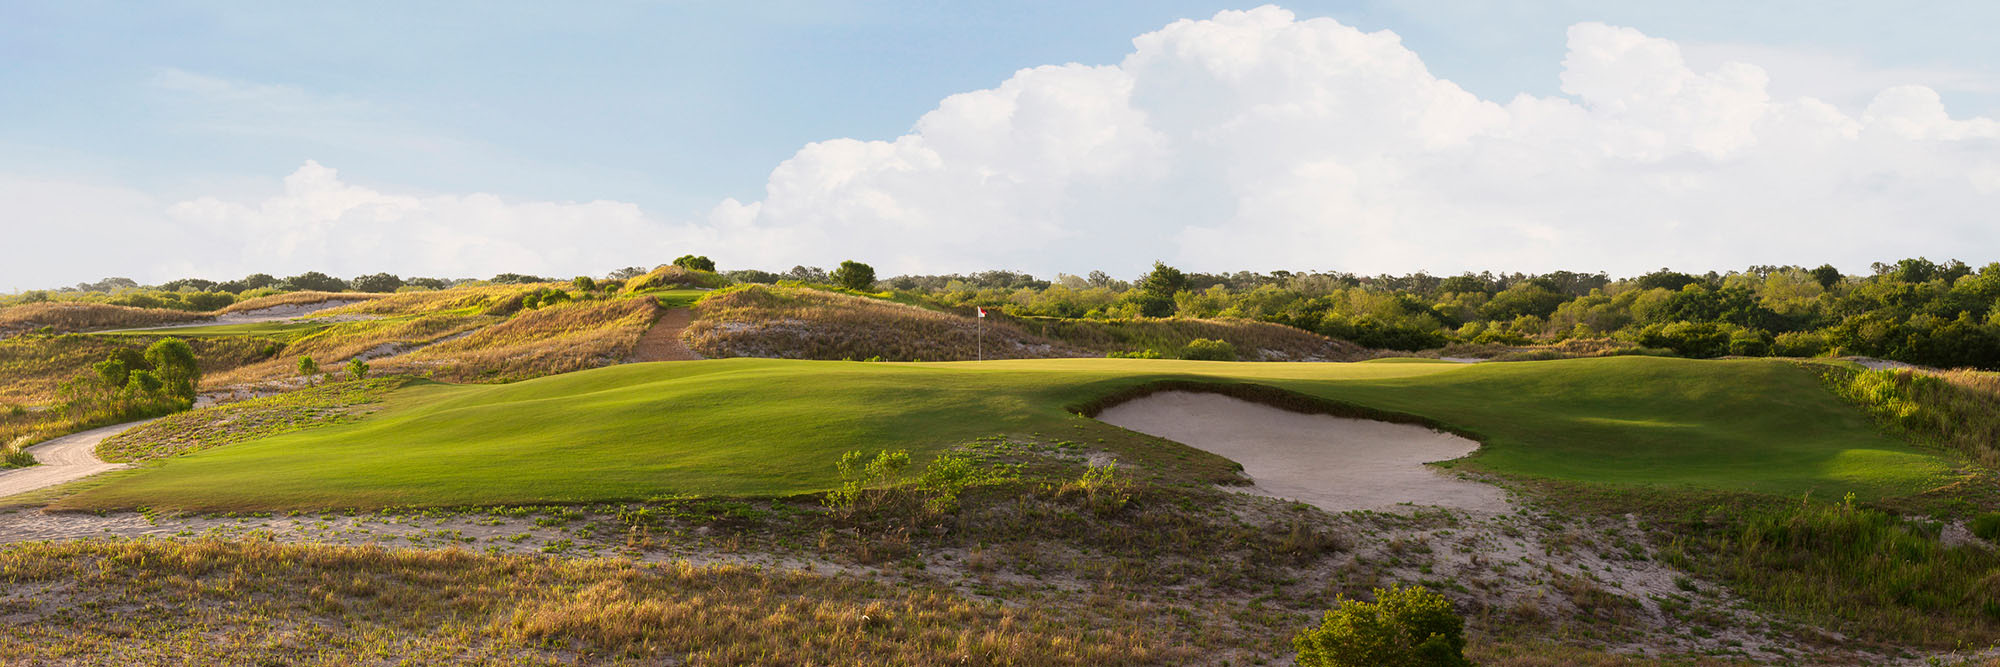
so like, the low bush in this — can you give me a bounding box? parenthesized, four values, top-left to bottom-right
(1293, 584, 1470, 667)
(1180, 338, 1237, 361)
(1972, 513, 2000, 542)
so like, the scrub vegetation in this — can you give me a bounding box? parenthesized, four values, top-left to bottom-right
(8, 257, 2000, 664)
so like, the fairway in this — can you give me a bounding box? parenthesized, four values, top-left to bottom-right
(56, 356, 1954, 510)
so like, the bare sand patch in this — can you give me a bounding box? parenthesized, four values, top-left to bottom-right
(1095, 391, 1508, 513)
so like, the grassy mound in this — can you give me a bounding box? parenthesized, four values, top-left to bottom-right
(0, 302, 207, 335)
(54, 356, 1951, 511)
(687, 285, 1365, 362)
(205, 285, 662, 387)
(623, 265, 729, 292)
(687, 284, 1087, 361)
(215, 290, 384, 314)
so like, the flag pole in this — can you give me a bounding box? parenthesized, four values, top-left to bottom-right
(977, 308, 983, 362)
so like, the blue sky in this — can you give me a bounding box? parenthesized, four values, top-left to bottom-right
(4, 1, 1999, 286)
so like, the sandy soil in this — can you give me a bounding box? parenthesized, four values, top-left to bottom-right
(0, 420, 152, 498)
(1096, 391, 1510, 513)
(627, 308, 704, 362)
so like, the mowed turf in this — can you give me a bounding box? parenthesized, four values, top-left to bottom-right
(55, 356, 1955, 510)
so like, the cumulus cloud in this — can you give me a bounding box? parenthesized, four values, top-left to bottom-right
(11, 6, 1999, 288)
(716, 6, 2000, 277)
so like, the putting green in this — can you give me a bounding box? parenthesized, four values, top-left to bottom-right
(56, 356, 1955, 510)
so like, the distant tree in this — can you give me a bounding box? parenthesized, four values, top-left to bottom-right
(1437, 274, 1491, 295)
(572, 276, 598, 292)
(159, 278, 217, 292)
(1140, 262, 1187, 298)
(724, 269, 783, 284)
(286, 271, 348, 292)
(831, 261, 877, 291)
(1480, 283, 1566, 320)
(489, 273, 554, 285)
(351, 273, 404, 293)
(673, 255, 717, 272)
(1634, 269, 1702, 292)
(786, 265, 830, 283)
(607, 266, 648, 281)
(346, 358, 369, 381)
(297, 356, 320, 386)
(1809, 264, 1844, 289)
(74, 277, 139, 293)
(404, 277, 449, 290)
(143, 337, 199, 401)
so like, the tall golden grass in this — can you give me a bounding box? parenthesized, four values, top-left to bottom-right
(216, 290, 385, 314)
(687, 285, 1365, 361)
(0, 302, 207, 335)
(686, 285, 1088, 361)
(624, 265, 729, 292)
(391, 296, 660, 382)
(0, 538, 1181, 665)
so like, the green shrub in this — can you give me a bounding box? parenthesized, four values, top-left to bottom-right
(1180, 338, 1237, 361)
(142, 337, 199, 401)
(347, 358, 370, 381)
(1972, 513, 2000, 542)
(1294, 584, 1469, 667)
(297, 356, 320, 384)
(673, 255, 716, 272)
(832, 260, 877, 291)
(1107, 349, 1163, 359)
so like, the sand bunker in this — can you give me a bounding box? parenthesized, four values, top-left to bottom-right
(1095, 391, 1508, 513)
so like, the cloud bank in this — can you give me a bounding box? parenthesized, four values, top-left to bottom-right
(12, 6, 2000, 287)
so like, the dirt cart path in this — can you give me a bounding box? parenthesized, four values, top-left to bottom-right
(0, 419, 152, 498)
(627, 308, 704, 362)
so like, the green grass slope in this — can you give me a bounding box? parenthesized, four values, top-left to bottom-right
(57, 356, 1953, 510)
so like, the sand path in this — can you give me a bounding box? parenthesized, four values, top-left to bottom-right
(1095, 391, 1508, 513)
(627, 308, 704, 362)
(0, 419, 152, 498)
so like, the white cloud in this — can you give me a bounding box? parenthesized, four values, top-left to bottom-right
(710, 6, 2000, 276)
(10, 6, 2000, 288)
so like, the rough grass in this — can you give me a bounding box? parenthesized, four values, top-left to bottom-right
(0, 302, 207, 335)
(623, 264, 729, 292)
(54, 356, 1950, 511)
(0, 334, 276, 405)
(687, 284, 1088, 361)
(1025, 316, 1367, 361)
(0, 539, 1181, 665)
(393, 297, 661, 382)
(97, 377, 414, 462)
(202, 286, 663, 387)
(1661, 497, 2000, 647)
(1429, 338, 1670, 362)
(1817, 364, 2000, 469)
(215, 290, 383, 314)
(204, 313, 494, 387)
(687, 285, 1362, 362)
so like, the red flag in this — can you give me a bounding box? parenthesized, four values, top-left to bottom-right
(977, 307, 987, 318)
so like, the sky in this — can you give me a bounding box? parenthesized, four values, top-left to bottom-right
(3, 1, 1999, 289)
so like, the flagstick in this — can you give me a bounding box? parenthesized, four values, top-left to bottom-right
(977, 309, 983, 362)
